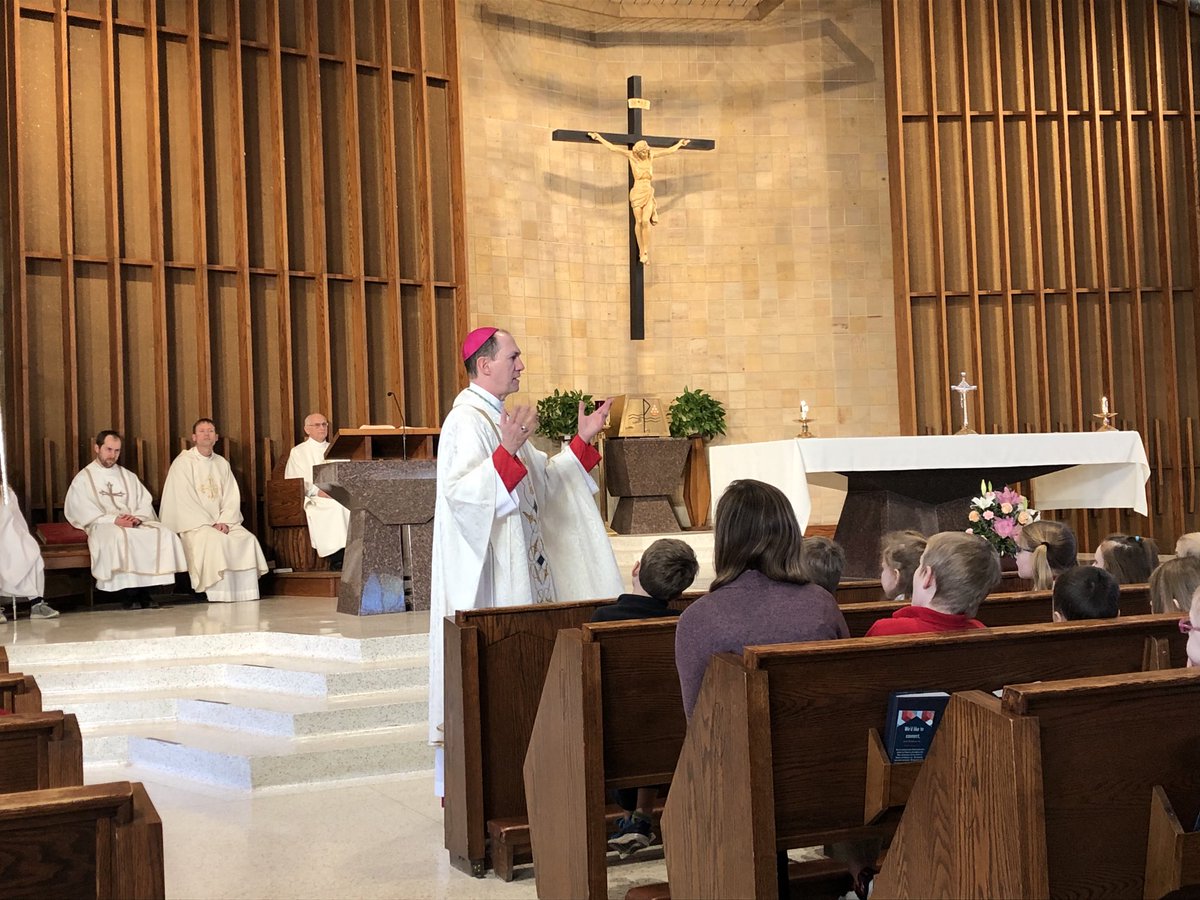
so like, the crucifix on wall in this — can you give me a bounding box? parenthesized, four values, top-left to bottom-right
(553, 76, 715, 340)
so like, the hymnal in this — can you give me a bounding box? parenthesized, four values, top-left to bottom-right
(884, 690, 950, 762)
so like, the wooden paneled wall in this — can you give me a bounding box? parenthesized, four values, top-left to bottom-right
(883, 0, 1200, 550)
(0, 0, 469, 532)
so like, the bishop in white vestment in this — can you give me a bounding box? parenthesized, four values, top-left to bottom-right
(284, 413, 349, 559)
(65, 431, 187, 595)
(160, 419, 268, 602)
(0, 486, 44, 599)
(427, 328, 623, 794)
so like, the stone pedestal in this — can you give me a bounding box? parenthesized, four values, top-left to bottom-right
(315, 459, 436, 615)
(604, 437, 688, 535)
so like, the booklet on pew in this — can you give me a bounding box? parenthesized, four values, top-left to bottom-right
(884, 690, 951, 762)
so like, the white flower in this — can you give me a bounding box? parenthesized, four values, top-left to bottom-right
(972, 496, 991, 509)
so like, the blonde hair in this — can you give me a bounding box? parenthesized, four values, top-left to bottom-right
(880, 530, 927, 600)
(1148, 557, 1200, 614)
(1176, 533, 1200, 559)
(1015, 519, 1078, 591)
(921, 532, 1002, 616)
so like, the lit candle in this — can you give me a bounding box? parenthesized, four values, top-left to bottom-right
(800, 400, 809, 419)
(1101, 395, 1109, 416)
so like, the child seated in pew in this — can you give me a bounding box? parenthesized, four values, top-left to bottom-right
(865, 532, 1001, 637)
(591, 538, 699, 856)
(1093, 533, 1159, 584)
(1149, 556, 1200, 614)
(879, 530, 926, 602)
(802, 535, 846, 597)
(1015, 519, 1078, 590)
(1051, 565, 1120, 621)
(675, 479, 848, 719)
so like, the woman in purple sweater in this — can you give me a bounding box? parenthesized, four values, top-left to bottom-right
(675, 479, 849, 718)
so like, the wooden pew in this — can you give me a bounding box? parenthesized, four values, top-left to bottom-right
(1, 673, 43, 714)
(0, 781, 165, 899)
(0, 646, 7, 672)
(873, 669, 1200, 899)
(446, 581, 1143, 878)
(0, 710, 84, 793)
(659, 615, 1186, 899)
(841, 582, 1151, 637)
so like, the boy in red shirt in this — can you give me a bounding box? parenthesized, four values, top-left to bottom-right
(866, 531, 1001, 637)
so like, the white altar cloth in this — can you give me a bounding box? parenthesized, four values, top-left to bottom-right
(708, 432, 1150, 531)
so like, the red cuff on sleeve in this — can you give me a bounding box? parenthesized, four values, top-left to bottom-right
(570, 435, 602, 472)
(492, 445, 528, 493)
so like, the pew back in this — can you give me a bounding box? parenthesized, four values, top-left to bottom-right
(750, 614, 1184, 846)
(0, 781, 165, 899)
(0, 711, 84, 794)
(874, 669, 1200, 899)
(0, 673, 42, 714)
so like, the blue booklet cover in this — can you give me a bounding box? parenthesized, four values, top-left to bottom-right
(884, 690, 951, 762)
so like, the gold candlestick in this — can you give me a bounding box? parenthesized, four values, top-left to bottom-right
(795, 400, 816, 439)
(1093, 395, 1119, 432)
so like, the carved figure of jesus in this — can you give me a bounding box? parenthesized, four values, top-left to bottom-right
(587, 132, 689, 264)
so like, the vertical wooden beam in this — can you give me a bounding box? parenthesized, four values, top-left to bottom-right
(882, 0, 916, 433)
(1051, 0, 1082, 428)
(1147, 0, 1185, 539)
(956, 0, 985, 430)
(376, 0, 405, 412)
(266, 0, 295, 440)
(187, 0, 213, 418)
(1021, 0, 1051, 431)
(52, 1, 79, 497)
(143, 0, 172, 489)
(98, 0, 127, 444)
(410, 0, 439, 425)
(923, 0, 950, 434)
(988, 0, 1019, 427)
(441, 0, 470, 393)
(4, 1, 32, 514)
(342, 0, 371, 427)
(303, 0, 332, 417)
(226, 0, 260, 532)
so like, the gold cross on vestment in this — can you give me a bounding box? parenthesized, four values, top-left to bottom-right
(99, 481, 126, 505)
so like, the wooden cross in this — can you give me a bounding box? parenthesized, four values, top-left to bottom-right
(553, 75, 714, 340)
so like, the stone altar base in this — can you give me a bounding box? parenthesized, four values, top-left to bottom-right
(610, 496, 682, 534)
(835, 489, 972, 579)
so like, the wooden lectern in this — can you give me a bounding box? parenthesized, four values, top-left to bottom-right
(315, 427, 440, 615)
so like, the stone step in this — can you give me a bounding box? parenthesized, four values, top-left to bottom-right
(4, 630, 428, 668)
(84, 720, 433, 790)
(27, 657, 428, 698)
(57, 684, 429, 736)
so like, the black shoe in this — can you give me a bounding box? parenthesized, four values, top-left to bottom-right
(142, 599, 161, 609)
(327, 549, 345, 572)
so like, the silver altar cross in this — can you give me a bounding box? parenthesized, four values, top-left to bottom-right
(950, 372, 978, 436)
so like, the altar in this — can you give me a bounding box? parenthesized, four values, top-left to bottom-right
(708, 432, 1151, 577)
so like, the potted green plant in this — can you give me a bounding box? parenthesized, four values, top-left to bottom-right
(535, 389, 596, 443)
(669, 387, 727, 529)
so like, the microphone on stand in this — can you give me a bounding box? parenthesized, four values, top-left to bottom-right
(386, 391, 408, 461)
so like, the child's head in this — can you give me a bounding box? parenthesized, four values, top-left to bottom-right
(879, 530, 927, 601)
(1051, 565, 1120, 621)
(1176, 533, 1200, 558)
(912, 532, 1001, 617)
(1014, 519, 1078, 590)
(1094, 533, 1159, 584)
(634, 538, 699, 601)
(1148, 556, 1200, 614)
(801, 536, 845, 596)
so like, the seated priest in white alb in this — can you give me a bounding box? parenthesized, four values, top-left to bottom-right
(284, 412, 349, 569)
(160, 418, 268, 602)
(65, 430, 187, 610)
(0, 485, 57, 620)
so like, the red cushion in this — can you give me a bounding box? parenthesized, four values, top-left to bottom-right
(37, 522, 88, 545)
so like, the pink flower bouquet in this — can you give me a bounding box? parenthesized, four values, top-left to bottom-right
(966, 481, 1038, 556)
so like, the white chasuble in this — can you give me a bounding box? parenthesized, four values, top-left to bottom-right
(65, 460, 187, 591)
(284, 438, 349, 558)
(426, 387, 623, 750)
(160, 448, 268, 600)
(0, 487, 44, 598)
